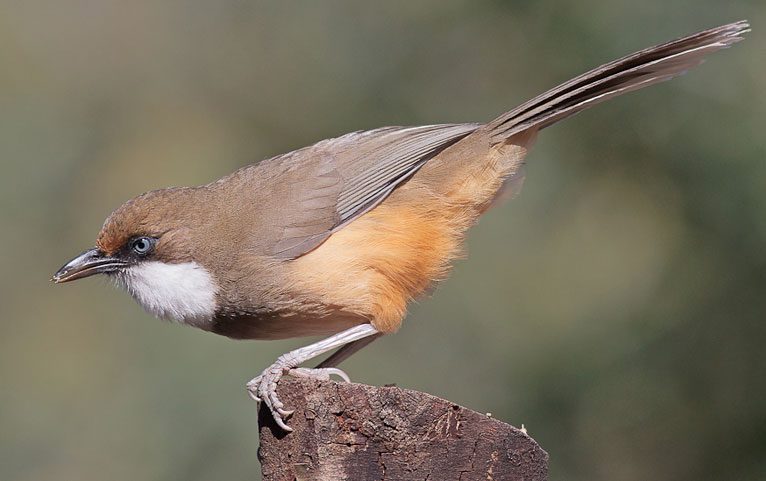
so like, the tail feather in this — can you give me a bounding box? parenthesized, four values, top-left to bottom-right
(487, 21, 749, 143)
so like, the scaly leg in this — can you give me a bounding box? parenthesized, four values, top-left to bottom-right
(246, 323, 379, 431)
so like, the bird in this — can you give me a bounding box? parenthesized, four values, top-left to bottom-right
(53, 21, 748, 431)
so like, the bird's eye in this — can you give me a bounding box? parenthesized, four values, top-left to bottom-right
(130, 236, 155, 256)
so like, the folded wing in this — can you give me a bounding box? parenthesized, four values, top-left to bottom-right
(269, 123, 478, 258)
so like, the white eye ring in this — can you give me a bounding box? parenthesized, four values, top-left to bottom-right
(130, 237, 155, 256)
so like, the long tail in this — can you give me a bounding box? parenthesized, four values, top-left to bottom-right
(486, 21, 749, 143)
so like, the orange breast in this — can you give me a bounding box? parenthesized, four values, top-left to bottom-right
(288, 199, 462, 332)
(287, 132, 533, 333)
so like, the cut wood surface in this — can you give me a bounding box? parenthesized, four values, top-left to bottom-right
(258, 378, 548, 481)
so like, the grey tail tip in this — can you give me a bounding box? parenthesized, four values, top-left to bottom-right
(722, 19, 751, 40)
(701, 20, 750, 47)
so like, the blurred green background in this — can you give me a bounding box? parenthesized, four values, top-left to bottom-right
(2, 1, 764, 480)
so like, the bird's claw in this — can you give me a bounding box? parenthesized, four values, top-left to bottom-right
(246, 365, 352, 432)
(246, 377, 262, 402)
(246, 364, 294, 432)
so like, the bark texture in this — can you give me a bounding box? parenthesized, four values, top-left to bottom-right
(258, 378, 548, 481)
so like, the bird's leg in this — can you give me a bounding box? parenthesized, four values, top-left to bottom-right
(316, 333, 383, 369)
(246, 323, 379, 432)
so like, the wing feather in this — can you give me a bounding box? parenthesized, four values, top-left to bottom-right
(269, 123, 477, 258)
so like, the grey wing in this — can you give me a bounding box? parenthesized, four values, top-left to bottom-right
(270, 123, 479, 259)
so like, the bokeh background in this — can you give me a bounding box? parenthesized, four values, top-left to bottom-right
(2, 1, 764, 480)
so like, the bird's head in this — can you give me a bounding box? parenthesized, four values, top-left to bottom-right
(52, 187, 220, 326)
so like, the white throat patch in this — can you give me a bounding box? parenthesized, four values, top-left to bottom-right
(113, 261, 218, 327)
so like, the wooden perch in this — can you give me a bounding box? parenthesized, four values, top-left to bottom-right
(258, 378, 548, 481)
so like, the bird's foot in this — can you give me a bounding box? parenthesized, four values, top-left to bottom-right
(246, 364, 351, 432)
(246, 361, 295, 431)
(245, 324, 377, 431)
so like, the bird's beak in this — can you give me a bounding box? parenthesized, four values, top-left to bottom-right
(52, 247, 128, 283)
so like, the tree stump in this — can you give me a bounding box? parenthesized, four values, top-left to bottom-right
(258, 378, 548, 481)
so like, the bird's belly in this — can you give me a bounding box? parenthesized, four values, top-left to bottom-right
(210, 310, 367, 340)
